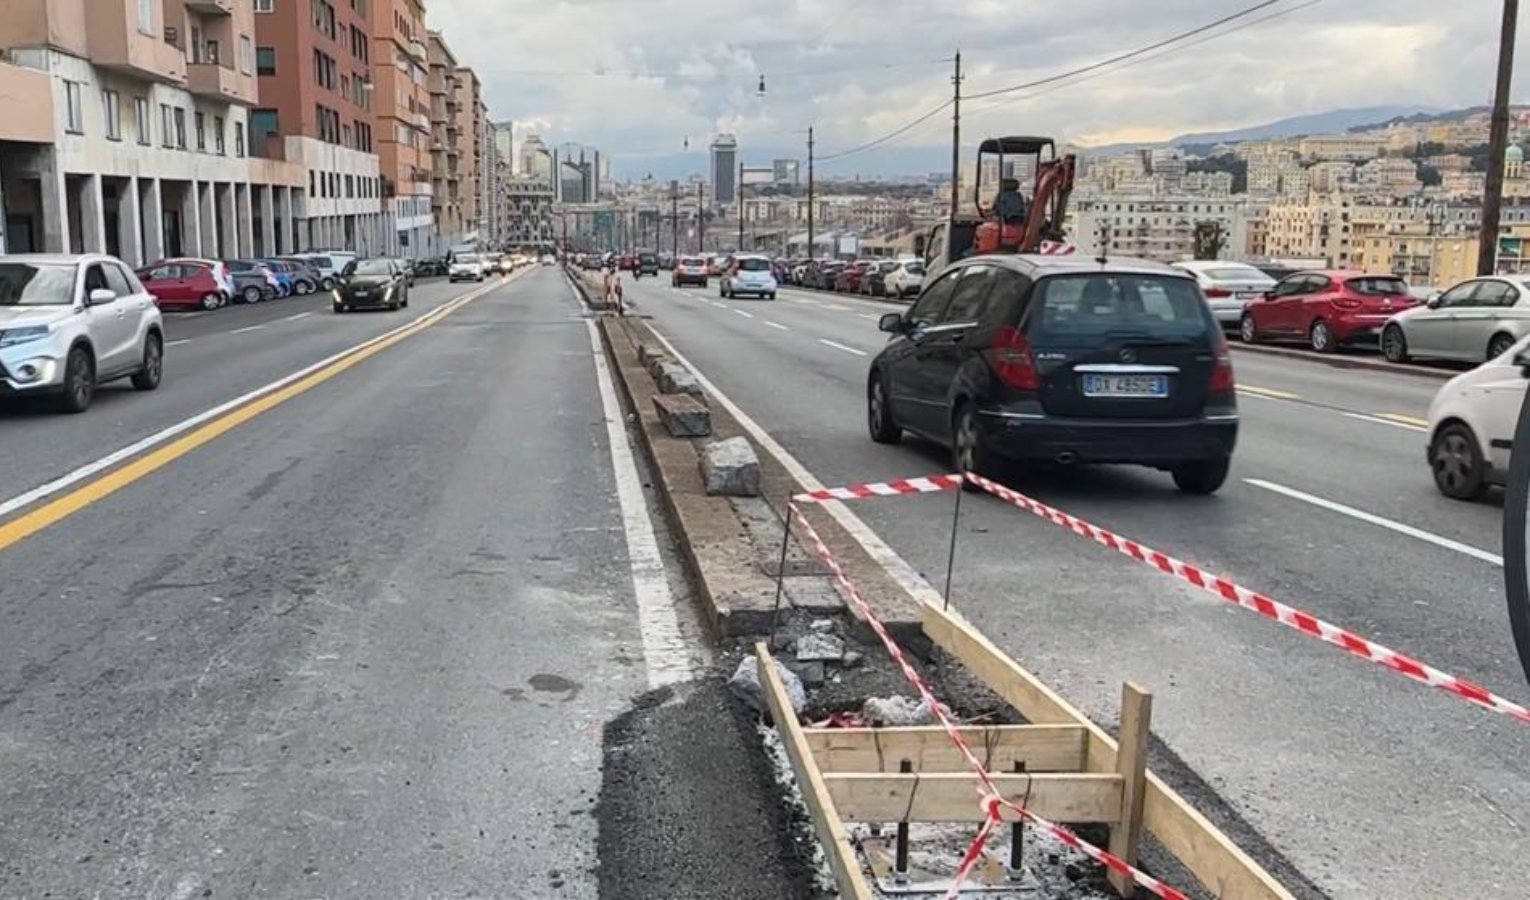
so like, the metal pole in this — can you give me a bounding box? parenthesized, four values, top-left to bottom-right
(950, 50, 963, 218)
(671, 180, 679, 257)
(1480, 0, 1519, 276)
(807, 126, 815, 260)
(943, 484, 963, 610)
(894, 759, 912, 883)
(1008, 761, 1027, 878)
(769, 504, 795, 638)
(738, 160, 746, 251)
(698, 181, 705, 254)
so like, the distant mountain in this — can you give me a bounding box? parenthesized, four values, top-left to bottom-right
(1080, 105, 1440, 157)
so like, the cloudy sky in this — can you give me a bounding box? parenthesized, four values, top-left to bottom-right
(424, 0, 1518, 177)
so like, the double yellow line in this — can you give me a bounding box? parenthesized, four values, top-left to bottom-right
(0, 276, 507, 555)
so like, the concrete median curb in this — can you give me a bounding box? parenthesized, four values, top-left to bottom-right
(1231, 341, 1460, 381)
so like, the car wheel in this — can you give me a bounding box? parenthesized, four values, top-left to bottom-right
(1239, 313, 1259, 344)
(321, 277, 336, 292)
(1430, 423, 1488, 500)
(130, 332, 163, 391)
(200, 292, 222, 311)
(1309, 318, 1335, 353)
(1381, 324, 1410, 363)
(296, 279, 313, 296)
(1488, 332, 1518, 361)
(767, 292, 777, 300)
(953, 403, 1001, 491)
(57, 346, 95, 414)
(1172, 458, 1231, 495)
(333, 303, 346, 314)
(867, 374, 901, 444)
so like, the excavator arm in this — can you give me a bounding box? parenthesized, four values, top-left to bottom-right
(1020, 155, 1076, 252)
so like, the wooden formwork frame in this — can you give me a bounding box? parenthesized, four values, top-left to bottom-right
(757, 607, 1297, 900)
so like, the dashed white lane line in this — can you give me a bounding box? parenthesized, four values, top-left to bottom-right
(819, 338, 868, 357)
(165, 339, 193, 347)
(580, 295, 692, 688)
(765, 321, 790, 331)
(858, 313, 880, 321)
(823, 304, 850, 311)
(734, 309, 755, 319)
(1342, 411, 1428, 432)
(284, 311, 313, 321)
(1245, 478, 1502, 566)
(230, 325, 265, 335)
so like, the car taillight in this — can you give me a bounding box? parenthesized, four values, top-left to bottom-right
(1332, 291, 1362, 310)
(992, 326, 1039, 390)
(1209, 334, 1235, 393)
(1204, 287, 1231, 298)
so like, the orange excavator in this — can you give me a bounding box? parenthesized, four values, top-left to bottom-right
(921, 135, 1077, 280)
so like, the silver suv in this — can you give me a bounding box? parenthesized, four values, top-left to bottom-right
(0, 254, 165, 413)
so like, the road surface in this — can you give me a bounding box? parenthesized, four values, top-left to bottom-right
(625, 274, 1528, 900)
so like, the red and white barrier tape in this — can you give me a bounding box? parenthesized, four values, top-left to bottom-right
(964, 471, 1530, 727)
(793, 474, 964, 504)
(785, 500, 1189, 900)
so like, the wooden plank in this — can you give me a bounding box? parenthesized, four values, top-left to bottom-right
(802, 724, 1088, 773)
(923, 603, 1297, 900)
(824, 772, 1123, 824)
(754, 644, 875, 900)
(1108, 683, 1152, 898)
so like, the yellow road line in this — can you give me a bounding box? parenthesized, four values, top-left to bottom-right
(1237, 384, 1301, 400)
(0, 281, 497, 555)
(1379, 412, 1430, 428)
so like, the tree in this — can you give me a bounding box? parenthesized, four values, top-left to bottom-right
(1418, 164, 1443, 187)
(1193, 221, 1227, 260)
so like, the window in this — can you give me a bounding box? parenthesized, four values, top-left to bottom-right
(160, 103, 174, 147)
(135, 97, 151, 145)
(345, 174, 353, 198)
(102, 89, 121, 141)
(235, 122, 245, 157)
(174, 107, 186, 149)
(63, 81, 83, 134)
(255, 0, 274, 10)
(103, 264, 134, 298)
(1030, 274, 1215, 342)
(194, 111, 206, 151)
(214, 115, 225, 155)
(944, 265, 996, 324)
(137, 0, 154, 34)
(204, 39, 220, 65)
(312, 0, 336, 39)
(83, 264, 109, 296)
(240, 36, 254, 75)
(257, 47, 276, 76)
(309, 170, 316, 196)
(909, 271, 960, 327)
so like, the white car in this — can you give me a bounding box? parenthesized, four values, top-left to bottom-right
(540, 255, 555, 266)
(1426, 334, 1530, 500)
(720, 254, 778, 299)
(449, 253, 486, 282)
(1170, 260, 1277, 330)
(0, 254, 164, 413)
(884, 260, 926, 298)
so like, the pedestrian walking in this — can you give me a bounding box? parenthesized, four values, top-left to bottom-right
(604, 265, 625, 316)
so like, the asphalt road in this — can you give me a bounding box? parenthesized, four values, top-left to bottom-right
(0, 268, 803, 899)
(627, 274, 1529, 900)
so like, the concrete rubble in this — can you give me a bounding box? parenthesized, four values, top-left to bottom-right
(657, 360, 706, 400)
(652, 394, 712, 437)
(861, 695, 940, 726)
(794, 633, 846, 662)
(729, 656, 806, 714)
(700, 437, 761, 497)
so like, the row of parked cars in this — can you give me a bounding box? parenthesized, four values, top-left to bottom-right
(133, 251, 369, 312)
(785, 258, 927, 299)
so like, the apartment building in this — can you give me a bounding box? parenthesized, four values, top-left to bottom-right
(0, 0, 313, 264)
(502, 174, 553, 248)
(1264, 195, 1354, 266)
(424, 30, 461, 244)
(1071, 197, 1252, 263)
(370, 0, 432, 254)
(449, 65, 480, 241)
(465, 70, 484, 239)
(252, 0, 384, 254)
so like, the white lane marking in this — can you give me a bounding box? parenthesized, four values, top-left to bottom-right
(0, 280, 502, 521)
(284, 312, 313, 322)
(230, 324, 265, 335)
(734, 309, 755, 319)
(168, 311, 207, 319)
(165, 339, 193, 347)
(765, 321, 790, 331)
(580, 305, 692, 689)
(858, 313, 880, 321)
(1342, 411, 1429, 432)
(646, 326, 947, 609)
(823, 304, 850, 311)
(1245, 478, 1502, 566)
(819, 339, 868, 357)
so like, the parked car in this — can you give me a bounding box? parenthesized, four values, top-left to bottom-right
(334, 258, 410, 313)
(260, 258, 315, 295)
(1, 254, 164, 413)
(449, 253, 487, 282)
(1239, 270, 1416, 352)
(720, 254, 778, 299)
(295, 253, 347, 292)
(540, 255, 556, 266)
(884, 260, 925, 298)
(862, 260, 899, 297)
(390, 258, 417, 286)
(672, 256, 709, 287)
(867, 255, 1238, 494)
(274, 257, 323, 294)
(1170, 260, 1276, 331)
(636, 252, 660, 278)
(249, 259, 295, 297)
(1425, 333, 1530, 499)
(137, 258, 233, 310)
(835, 260, 874, 294)
(815, 262, 847, 291)
(1381, 276, 1530, 364)
(224, 259, 279, 303)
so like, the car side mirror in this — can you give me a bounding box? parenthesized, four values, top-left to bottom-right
(878, 312, 906, 334)
(1426, 296, 1441, 309)
(87, 288, 116, 306)
(1516, 347, 1530, 375)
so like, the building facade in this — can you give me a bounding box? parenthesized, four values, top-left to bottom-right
(369, 0, 432, 255)
(1071, 197, 1252, 263)
(502, 175, 553, 248)
(710, 133, 737, 206)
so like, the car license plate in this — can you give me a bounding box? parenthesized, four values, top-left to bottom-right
(1235, 292, 1260, 300)
(1081, 374, 1169, 398)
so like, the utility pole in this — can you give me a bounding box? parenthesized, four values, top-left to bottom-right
(738, 159, 746, 251)
(950, 50, 963, 218)
(1482, 0, 1519, 276)
(807, 126, 816, 260)
(671, 180, 679, 256)
(698, 181, 706, 254)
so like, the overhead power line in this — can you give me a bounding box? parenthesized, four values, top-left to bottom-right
(817, 100, 955, 162)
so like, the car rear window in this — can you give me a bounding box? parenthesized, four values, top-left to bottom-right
(1202, 266, 1266, 281)
(1029, 274, 1214, 343)
(1345, 276, 1409, 296)
(738, 258, 771, 271)
(456, 254, 479, 264)
(681, 257, 703, 266)
(905, 263, 925, 274)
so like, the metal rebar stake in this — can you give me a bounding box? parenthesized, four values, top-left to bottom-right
(894, 759, 912, 884)
(943, 484, 965, 610)
(1009, 761, 1027, 879)
(768, 504, 795, 639)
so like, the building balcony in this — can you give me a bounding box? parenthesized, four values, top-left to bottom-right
(89, 6, 186, 85)
(408, 38, 429, 62)
(0, 62, 56, 144)
(188, 59, 256, 106)
(185, 0, 233, 14)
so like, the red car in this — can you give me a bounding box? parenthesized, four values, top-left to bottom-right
(1239, 270, 1416, 353)
(137, 258, 234, 311)
(835, 260, 873, 293)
